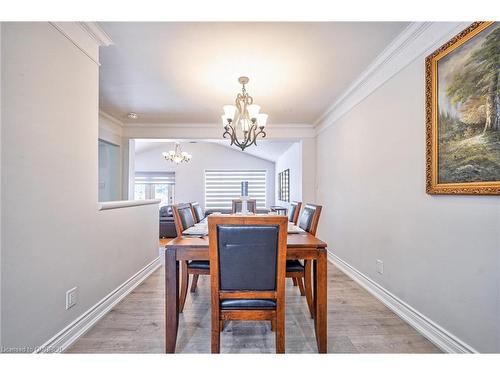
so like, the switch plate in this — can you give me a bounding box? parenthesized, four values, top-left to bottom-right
(66, 287, 78, 310)
(376, 259, 384, 275)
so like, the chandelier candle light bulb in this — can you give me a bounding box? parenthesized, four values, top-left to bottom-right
(221, 76, 268, 151)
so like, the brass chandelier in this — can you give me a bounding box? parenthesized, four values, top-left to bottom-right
(221, 76, 268, 151)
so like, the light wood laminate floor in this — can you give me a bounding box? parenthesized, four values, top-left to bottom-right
(67, 254, 440, 353)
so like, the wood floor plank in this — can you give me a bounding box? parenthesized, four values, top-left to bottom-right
(67, 263, 440, 354)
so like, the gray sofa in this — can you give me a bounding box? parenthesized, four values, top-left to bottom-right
(159, 205, 177, 238)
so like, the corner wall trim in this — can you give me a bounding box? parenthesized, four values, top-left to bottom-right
(314, 22, 472, 135)
(35, 257, 161, 353)
(327, 251, 478, 354)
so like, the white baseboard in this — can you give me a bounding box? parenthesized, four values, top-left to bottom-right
(35, 257, 161, 353)
(327, 251, 477, 353)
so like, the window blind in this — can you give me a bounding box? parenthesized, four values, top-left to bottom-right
(135, 171, 175, 184)
(205, 169, 267, 210)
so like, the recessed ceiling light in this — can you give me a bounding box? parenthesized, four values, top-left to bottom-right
(127, 112, 138, 120)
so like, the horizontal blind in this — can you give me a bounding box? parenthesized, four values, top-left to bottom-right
(205, 169, 267, 210)
(135, 171, 175, 184)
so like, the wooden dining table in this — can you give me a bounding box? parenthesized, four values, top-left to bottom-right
(164, 230, 328, 353)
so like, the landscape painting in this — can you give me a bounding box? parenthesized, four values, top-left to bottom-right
(426, 22, 500, 195)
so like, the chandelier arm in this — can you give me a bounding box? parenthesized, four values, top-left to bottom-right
(222, 123, 236, 145)
(229, 126, 244, 149)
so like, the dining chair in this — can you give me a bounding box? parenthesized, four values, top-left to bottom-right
(287, 201, 302, 224)
(231, 199, 257, 214)
(286, 201, 302, 290)
(190, 201, 205, 223)
(172, 203, 210, 312)
(208, 215, 287, 353)
(286, 203, 322, 317)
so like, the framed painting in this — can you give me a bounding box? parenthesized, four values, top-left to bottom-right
(426, 21, 500, 195)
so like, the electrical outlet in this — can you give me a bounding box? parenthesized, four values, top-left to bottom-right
(376, 259, 384, 275)
(66, 287, 78, 310)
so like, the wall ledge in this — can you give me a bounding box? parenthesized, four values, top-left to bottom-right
(98, 199, 161, 211)
(328, 251, 478, 353)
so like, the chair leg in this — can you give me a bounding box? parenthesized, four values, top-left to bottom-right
(190, 274, 199, 293)
(271, 319, 276, 331)
(179, 261, 189, 313)
(304, 260, 315, 318)
(297, 276, 306, 296)
(212, 320, 221, 353)
(276, 313, 285, 353)
(292, 277, 298, 286)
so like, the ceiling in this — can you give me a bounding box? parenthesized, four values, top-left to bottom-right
(99, 22, 409, 125)
(134, 139, 295, 162)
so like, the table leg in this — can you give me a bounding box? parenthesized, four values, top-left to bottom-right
(314, 250, 328, 353)
(165, 247, 179, 353)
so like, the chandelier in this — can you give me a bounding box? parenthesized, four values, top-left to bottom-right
(162, 142, 192, 164)
(221, 76, 268, 151)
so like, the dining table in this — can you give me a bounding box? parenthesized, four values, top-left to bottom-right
(164, 218, 329, 353)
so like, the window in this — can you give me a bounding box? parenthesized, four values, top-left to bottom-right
(205, 169, 267, 210)
(134, 171, 175, 206)
(98, 139, 121, 202)
(278, 169, 290, 202)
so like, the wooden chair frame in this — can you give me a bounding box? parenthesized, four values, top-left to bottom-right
(288, 201, 302, 225)
(231, 199, 257, 214)
(287, 203, 322, 317)
(189, 201, 203, 224)
(208, 215, 288, 353)
(172, 203, 210, 312)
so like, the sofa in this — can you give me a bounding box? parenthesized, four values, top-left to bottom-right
(159, 205, 177, 238)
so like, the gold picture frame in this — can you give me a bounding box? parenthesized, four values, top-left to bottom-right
(425, 21, 500, 195)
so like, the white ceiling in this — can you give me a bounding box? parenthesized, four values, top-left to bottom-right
(99, 22, 409, 125)
(134, 139, 294, 162)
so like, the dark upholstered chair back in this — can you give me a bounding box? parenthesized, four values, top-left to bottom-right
(190, 202, 204, 223)
(209, 215, 287, 294)
(231, 199, 257, 214)
(172, 203, 195, 236)
(217, 225, 279, 291)
(288, 201, 302, 224)
(297, 203, 322, 236)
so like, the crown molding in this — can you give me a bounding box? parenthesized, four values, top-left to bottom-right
(79, 22, 113, 47)
(121, 122, 314, 129)
(315, 22, 472, 135)
(122, 122, 316, 140)
(49, 22, 113, 66)
(99, 110, 124, 127)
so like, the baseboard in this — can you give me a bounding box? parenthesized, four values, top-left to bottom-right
(327, 251, 477, 353)
(35, 257, 161, 353)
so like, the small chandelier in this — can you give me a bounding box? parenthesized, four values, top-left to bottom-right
(162, 142, 192, 164)
(221, 76, 268, 151)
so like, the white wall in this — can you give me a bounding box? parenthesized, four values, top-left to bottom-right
(1, 23, 159, 350)
(301, 138, 316, 205)
(98, 113, 124, 200)
(275, 142, 301, 206)
(135, 142, 276, 209)
(275, 139, 316, 208)
(316, 33, 500, 351)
